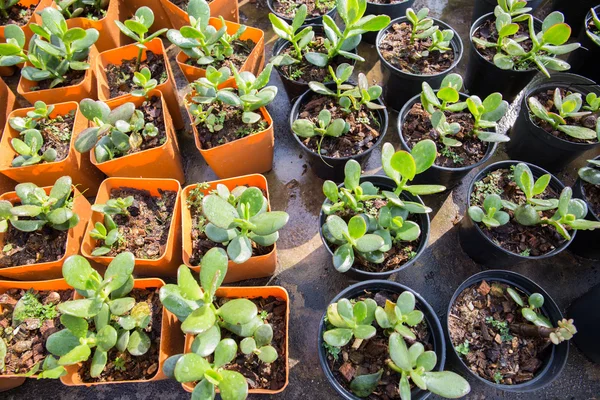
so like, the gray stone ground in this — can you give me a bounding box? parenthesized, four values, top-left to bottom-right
(4, 0, 600, 398)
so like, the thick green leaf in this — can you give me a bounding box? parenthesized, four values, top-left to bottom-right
(350, 370, 383, 397)
(128, 330, 151, 356)
(422, 371, 471, 398)
(174, 353, 211, 383)
(213, 338, 237, 368)
(217, 298, 257, 325)
(323, 328, 354, 347)
(181, 304, 217, 335)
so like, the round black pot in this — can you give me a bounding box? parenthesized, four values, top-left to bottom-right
(318, 279, 445, 400)
(552, 0, 596, 35)
(397, 91, 498, 190)
(569, 156, 600, 260)
(290, 85, 389, 182)
(471, 0, 541, 25)
(446, 270, 569, 392)
(376, 17, 463, 112)
(362, 0, 415, 44)
(318, 175, 430, 280)
(459, 160, 575, 268)
(266, 0, 337, 26)
(465, 13, 542, 103)
(568, 283, 600, 364)
(567, 6, 600, 85)
(272, 25, 358, 100)
(506, 73, 600, 172)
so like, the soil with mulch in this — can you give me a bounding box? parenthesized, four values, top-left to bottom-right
(15, 112, 75, 165)
(448, 280, 552, 385)
(402, 102, 488, 168)
(529, 88, 599, 144)
(0, 225, 68, 268)
(32, 69, 87, 91)
(378, 23, 455, 75)
(106, 51, 168, 99)
(192, 101, 268, 149)
(472, 19, 535, 70)
(583, 181, 600, 217)
(330, 198, 422, 273)
(0, 289, 73, 375)
(185, 39, 255, 71)
(470, 168, 566, 256)
(79, 288, 162, 382)
(101, 188, 177, 259)
(273, 0, 334, 19)
(0, 3, 36, 26)
(297, 95, 382, 158)
(325, 290, 431, 399)
(278, 36, 350, 84)
(122, 96, 168, 155)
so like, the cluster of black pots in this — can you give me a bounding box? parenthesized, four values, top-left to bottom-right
(567, 5, 600, 85)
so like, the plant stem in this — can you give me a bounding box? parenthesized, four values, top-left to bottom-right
(509, 323, 557, 338)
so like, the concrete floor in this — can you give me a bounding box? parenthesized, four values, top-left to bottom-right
(5, 0, 600, 398)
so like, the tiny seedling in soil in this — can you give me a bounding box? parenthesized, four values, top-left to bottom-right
(578, 159, 600, 216)
(55, 0, 108, 20)
(0, 0, 35, 26)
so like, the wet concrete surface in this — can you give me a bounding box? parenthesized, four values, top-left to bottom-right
(5, 0, 600, 398)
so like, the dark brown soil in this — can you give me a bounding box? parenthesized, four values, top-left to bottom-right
(297, 95, 381, 158)
(106, 51, 168, 99)
(185, 39, 255, 71)
(529, 88, 599, 144)
(378, 23, 455, 75)
(331, 198, 422, 273)
(448, 281, 552, 385)
(472, 19, 535, 70)
(33, 69, 86, 91)
(583, 181, 600, 218)
(101, 188, 177, 259)
(0, 3, 36, 26)
(0, 225, 68, 268)
(470, 168, 567, 256)
(402, 102, 488, 168)
(279, 36, 349, 84)
(0, 289, 73, 375)
(122, 96, 167, 155)
(79, 288, 162, 382)
(325, 290, 431, 399)
(19, 112, 74, 164)
(273, 0, 334, 19)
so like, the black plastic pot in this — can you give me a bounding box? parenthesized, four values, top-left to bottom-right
(506, 73, 600, 172)
(397, 91, 498, 190)
(319, 175, 430, 280)
(471, 0, 541, 25)
(552, 0, 596, 36)
(446, 270, 569, 391)
(290, 85, 388, 182)
(266, 0, 337, 25)
(567, 6, 600, 85)
(362, 0, 415, 44)
(465, 13, 542, 103)
(459, 160, 575, 268)
(569, 156, 600, 260)
(568, 283, 600, 364)
(376, 17, 463, 112)
(318, 279, 445, 400)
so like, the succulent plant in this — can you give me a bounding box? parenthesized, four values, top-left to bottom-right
(468, 194, 510, 228)
(323, 298, 377, 347)
(115, 6, 167, 69)
(406, 8, 454, 56)
(270, 4, 315, 66)
(578, 159, 600, 186)
(375, 292, 424, 340)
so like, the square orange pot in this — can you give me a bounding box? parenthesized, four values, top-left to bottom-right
(60, 278, 185, 386)
(160, 0, 239, 29)
(17, 46, 99, 104)
(0, 278, 74, 391)
(89, 90, 185, 183)
(182, 286, 290, 395)
(0, 101, 105, 195)
(175, 17, 264, 84)
(181, 174, 278, 283)
(0, 185, 91, 280)
(96, 38, 183, 130)
(81, 177, 182, 277)
(0, 78, 18, 194)
(0, 0, 49, 45)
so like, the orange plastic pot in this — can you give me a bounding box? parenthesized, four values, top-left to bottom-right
(0, 101, 104, 195)
(81, 177, 182, 277)
(160, 0, 239, 30)
(182, 286, 289, 395)
(0, 78, 18, 194)
(17, 46, 99, 105)
(89, 90, 184, 183)
(0, 185, 91, 280)
(0, 278, 73, 391)
(124, 0, 172, 32)
(0, 0, 48, 45)
(176, 17, 264, 83)
(181, 174, 278, 283)
(60, 278, 185, 386)
(96, 38, 183, 130)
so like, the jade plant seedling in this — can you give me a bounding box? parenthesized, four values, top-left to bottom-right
(375, 292, 424, 340)
(88, 196, 133, 255)
(131, 67, 157, 97)
(578, 159, 600, 186)
(472, 8, 580, 77)
(496, 0, 532, 17)
(46, 253, 153, 377)
(240, 324, 278, 363)
(167, 0, 246, 67)
(588, 8, 600, 46)
(270, 5, 315, 67)
(116, 6, 167, 70)
(406, 8, 454, 57)
(528, 89, 599, 140)
(468, 194, 510, 228)
(323, 298, 377, 347)
(0, 176, 79, 233)
(56, 0, 109, 19)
